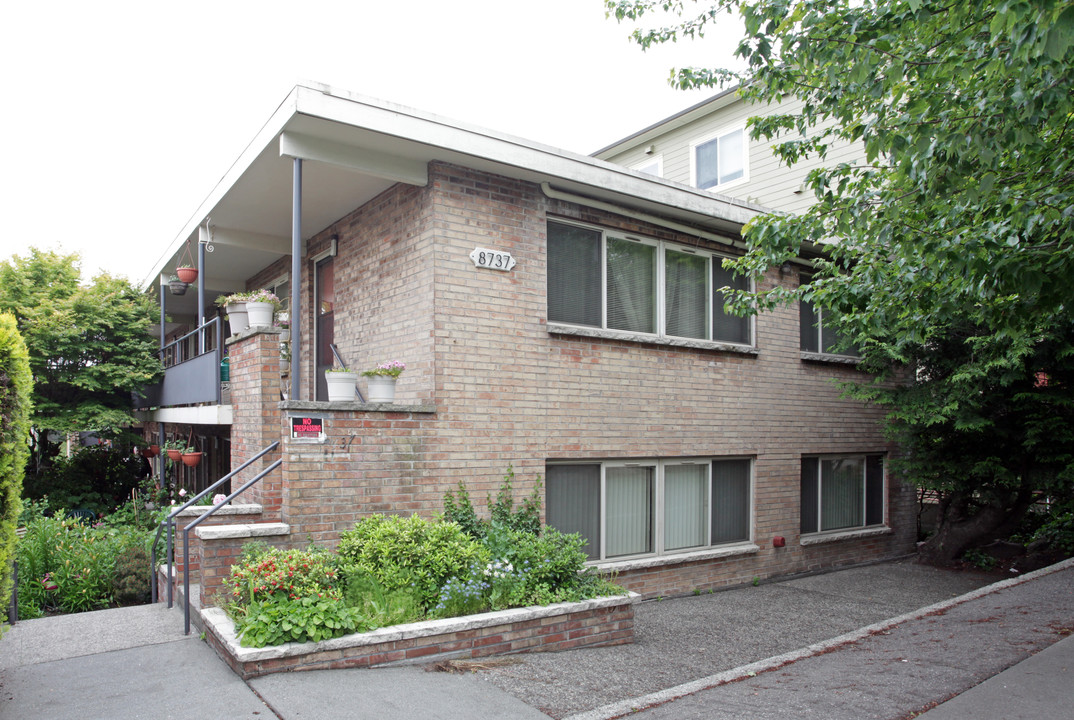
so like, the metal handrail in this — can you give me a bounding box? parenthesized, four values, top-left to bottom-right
(182, 458, 282, 635)
(160, 316, 220, 367)
(150, 441, 280, 607)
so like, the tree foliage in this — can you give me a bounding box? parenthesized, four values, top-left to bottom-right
(0, 249, 162, 469)
(608, 0, 1074, 562)
(0, 312, 33, 617)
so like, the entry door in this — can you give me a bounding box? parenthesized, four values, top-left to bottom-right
(315, 257, 335, 401)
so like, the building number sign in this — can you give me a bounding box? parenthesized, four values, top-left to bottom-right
(469, 247, 516, 272)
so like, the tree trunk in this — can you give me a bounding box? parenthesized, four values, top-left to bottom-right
(917, 488, 1035, 566)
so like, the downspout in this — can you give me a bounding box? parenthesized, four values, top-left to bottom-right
(290, 158, 302, 401)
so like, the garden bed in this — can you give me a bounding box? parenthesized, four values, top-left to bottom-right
(198, 591, 639, 679)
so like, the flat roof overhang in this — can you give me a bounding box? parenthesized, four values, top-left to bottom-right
(144, 82, 766, 319)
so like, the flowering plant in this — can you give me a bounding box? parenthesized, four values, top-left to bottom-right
(361, 360, 406, 378)
(245, 288, 282, 310)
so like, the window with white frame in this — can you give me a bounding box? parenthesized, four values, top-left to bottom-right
(799, 280, 858, 357)
(546, 458, 752, 561)
(692, 127, 747, 190)
(267, 274, 290, 315)
(632, 156, 663, 178)
(546, 220, 751, 345)
(800, 455, 885, 534)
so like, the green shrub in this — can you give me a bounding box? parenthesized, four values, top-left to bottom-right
(223, 546, 341, 606)
(15, 514, 153, 617)
(442, 482, 482, 538)
(1031, 510, 1074, 555)
(337, 514, 489, 612)
(23, 444, 147, 518)
(233, 591, 365, 647)
(112, 544, 151, 605)
(342, 567, 423, 628)
(0, 312, 32, 617)
(442, 466, 543, 540)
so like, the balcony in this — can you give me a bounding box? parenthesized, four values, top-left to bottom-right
(135, 317, 232, 425)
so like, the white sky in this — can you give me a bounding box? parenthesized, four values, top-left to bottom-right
(0, 0, 744, 287)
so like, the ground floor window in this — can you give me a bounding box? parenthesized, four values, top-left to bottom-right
(800, 454, 885, 534)
(546, 458, 752, 561)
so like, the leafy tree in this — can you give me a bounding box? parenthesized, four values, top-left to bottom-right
(0, 312, 32, 617)
(0, 249, 162, 474)
(607, 0, 1074, 562)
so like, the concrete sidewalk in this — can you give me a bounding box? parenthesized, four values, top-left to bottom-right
(1, 558, 1071, 720)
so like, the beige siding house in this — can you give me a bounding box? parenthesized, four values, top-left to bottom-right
(594, 87, 864, 216)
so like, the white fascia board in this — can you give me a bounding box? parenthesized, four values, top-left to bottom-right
(291, 85, 760, 227)
(134, 405, 234, 425)
(279, 131, 428, 186)
(140, 89, 303, 291)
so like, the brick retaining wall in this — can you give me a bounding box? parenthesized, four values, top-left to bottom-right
(199, 592, 638, 679)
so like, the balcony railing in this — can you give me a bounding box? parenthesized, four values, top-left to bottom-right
(138, 317, 224, 408)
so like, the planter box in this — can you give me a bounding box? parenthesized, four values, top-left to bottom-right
(199, 591, 639, 679)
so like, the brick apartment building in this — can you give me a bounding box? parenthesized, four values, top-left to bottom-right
(137, 83, 915, 602)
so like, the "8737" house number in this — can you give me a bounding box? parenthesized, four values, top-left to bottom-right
(469, 247, 516, 271)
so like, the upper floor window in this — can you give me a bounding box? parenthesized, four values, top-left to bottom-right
(632, 156, 663, 178)
(692, 127, 747, 190)
(546, 458, 752, 561)
(547, 220, 752, 345)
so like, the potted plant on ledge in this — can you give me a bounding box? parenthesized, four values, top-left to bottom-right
(362, 360, 406, 403)
(218, 293, 250, 335)
(325, 367, 359, 402)
(244, 289, 281, 328)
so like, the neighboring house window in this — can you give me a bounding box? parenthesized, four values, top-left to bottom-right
(692, 127, 747, 190)
(547, 220, 751, 345)
(800, 455, 885, 534)
(632, 156, 663, 178)
(546, 458, 752, 561)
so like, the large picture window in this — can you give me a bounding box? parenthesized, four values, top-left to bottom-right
(800, 455, 885, 534)
(547, 458, 752, 561)
(693, 127, 747, 190)
(547, 221, 751, 345)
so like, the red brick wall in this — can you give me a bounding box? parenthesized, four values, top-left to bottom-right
(202, 596, 636, 679)
(222, 160, 915, 599)
(227, 329, 284, 516)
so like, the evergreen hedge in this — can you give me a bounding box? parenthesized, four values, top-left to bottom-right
(0, 312, 32, 618)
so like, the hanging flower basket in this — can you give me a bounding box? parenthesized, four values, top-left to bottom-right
(166, 448, 182, 461)
(169, 279, 189, 296)
(176, 266, 198, 284)
(142, 445, 158, 459)
(181, 452, 203, 467)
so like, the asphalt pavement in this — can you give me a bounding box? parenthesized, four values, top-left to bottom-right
(1, 557, 1071, 720)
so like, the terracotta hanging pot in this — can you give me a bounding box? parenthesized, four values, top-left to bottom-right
(142, 445, 158, 459)
(176, 266, 198, 283)
(166, 448, 182, 461)
(181, 452, 203, 467)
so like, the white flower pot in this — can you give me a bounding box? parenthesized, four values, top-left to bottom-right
(325, 371, 358, 402)
(226, 302, 248, 335)
(246, 301, 275, 328)
(365, 375, 397, 403)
